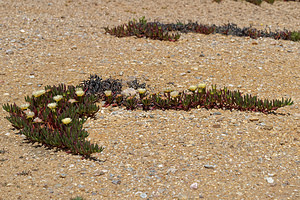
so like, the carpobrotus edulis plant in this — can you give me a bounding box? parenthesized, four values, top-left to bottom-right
(91, 83, 293, 113)
(105, 17, 300, 42)
(3, 84, 103, 158)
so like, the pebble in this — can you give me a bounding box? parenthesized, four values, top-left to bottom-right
(204, 164, 215, 169)
(140, 193, 147, 198)
(180, 73, 186, 76)
(112, 180, 121, 184)
(190, 183, 198, 190)
(249, 117, 259, 122)
(212, 124, 221, 128)
(167, 168, 177, 174)
(60, 173, 67, 178)
(266, 177, 274, 184)
(199, 53, 205, 57)
(212, 112, 222, 115)
(6, 49, 14, 55)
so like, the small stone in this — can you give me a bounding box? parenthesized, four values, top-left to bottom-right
(216, 117, 225, 122)
(190, 183, 198, 190)
(252, 40, 258, 45)
(60, 173, 67, 178)
(112, 180, 121, 185)
(180, 73, 186, 76)
(212, 112, 222, 115)
(263, 125, 273, 130)
(204, 164, 215, 169)
(3, 93, 9, 96)
(6, 49, 14, 55)
(94, 170, 106, 176)
(249, 117, 259, 122)
(70, 45, 77, 50)
(5, 133, 10, 136)
(199, 53, 205, 57)
(212, 124, 221, 128)
(140, 193, 147, 198)
(266, 177, 274, 184)
(167, 168, 177, 174)
(119, 71, 124, 76)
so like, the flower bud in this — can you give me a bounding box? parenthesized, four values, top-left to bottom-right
(47, 102, 57, 109)
(137, 88, 146, 95)
(188, 85, 197, 92)
(62, 118, 72, 125)
(68, 99, 78, 103)
(32, 90, 46, 98)
(104, 90, 112, 97)
(197, 83, 206, 89)
(25, 110, 35, 119)
(53, 95, 63, 102)
(164, 88, 173, 93)
(75, 90, 85, 97)
(170, 91, 180, 98)
(20, 103, 30, 110)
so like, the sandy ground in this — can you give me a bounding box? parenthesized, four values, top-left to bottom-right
(0, 0, 299, 199)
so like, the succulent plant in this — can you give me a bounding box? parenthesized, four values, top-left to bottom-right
(105, 17, 299, 42)
(3, 84, 103, 158)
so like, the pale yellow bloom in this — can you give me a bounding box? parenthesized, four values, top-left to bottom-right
(164, 88, 173, 93)
(137, 88, 146, 95)
(53, 95, 63, 102)
(20, 103, 30, 110)
(47, 102, 57, 109)
(75, 90, 85, 97)
(68, 99, 78, 103)
(197, 83, 206, 89)
(25, 110, 35, 119)
(33, 117, 42, 123)
(104, 90, 112, 97)
(32, 89, 46, 98)
(62, 118, 72, 125)
(188, 85, 197, 92)
(170, 91, 180, 98)
(75, 87, 83, 92)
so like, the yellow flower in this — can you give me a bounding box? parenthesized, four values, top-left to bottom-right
(25, 110, 35, 119)
(188, 85, 197, 92)
(170, 91, 180, 98)
(137, 88, 147, 95)
(164, 88, 173, 93)
(53, 95, 63, 102)
(75, 90, 85, 97)
(20, 103, 30, 110)
(197, 83, 206, 89)
(104, 90, 112, 97)
(68, 99, 78, 103)
(62, 118, 72, 125)
(47, 102, 57, 109)
(75, 87, 83, 91)
(32, 89, 46, 98)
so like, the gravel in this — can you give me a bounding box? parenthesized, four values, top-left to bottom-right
(0, 0, 299, 199)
